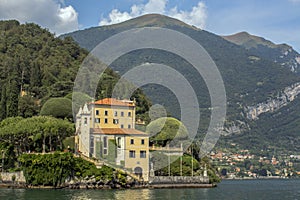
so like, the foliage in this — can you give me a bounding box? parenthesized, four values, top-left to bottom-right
(0, 20, 152, 122)
(19, 153, 74, 187)
(18, 95, 39, 118)
(146, 117, 188, 146)
(0, 116, 74, 160)
(0, 20, 88, 119)
(19, 153, 115, 187)
(200, 156, 221, 183)
(0, 143, 16, 170)
(11, 174, 16, 182)
(150, 152, 220, 182)
(107, 139, 117, 163)
(40, 97, 72, 119)
(63, 136, 75, 151)
(151, 152, 199, 176)
(73, 157, 114, 182)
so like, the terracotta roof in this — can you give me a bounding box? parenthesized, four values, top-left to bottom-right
(92, 128, 147, 136)
(93, 98, 135, 107)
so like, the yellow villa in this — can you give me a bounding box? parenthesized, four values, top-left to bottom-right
(75, 98, 149, 181)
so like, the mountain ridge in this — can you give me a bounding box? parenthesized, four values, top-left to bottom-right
(223, 31, 300, 73)
(223, 31, 290, 49)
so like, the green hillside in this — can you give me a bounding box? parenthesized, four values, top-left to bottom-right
(0, 20, 151, 120)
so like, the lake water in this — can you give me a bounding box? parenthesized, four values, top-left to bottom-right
(1, 179, 299, 200)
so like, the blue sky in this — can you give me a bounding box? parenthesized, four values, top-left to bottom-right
(0, 0, 299, 51)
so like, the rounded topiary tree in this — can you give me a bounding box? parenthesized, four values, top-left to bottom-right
(40, 98, 72, 119)
(146, 117, 189, 146)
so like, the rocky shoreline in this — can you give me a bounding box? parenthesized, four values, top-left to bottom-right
(0, 172, 215, 189)
(0, 180, 216, 189)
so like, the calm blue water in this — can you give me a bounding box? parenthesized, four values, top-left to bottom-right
(1, 179, 299, 200)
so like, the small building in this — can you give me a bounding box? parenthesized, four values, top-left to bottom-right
(75, 98, 149, 181)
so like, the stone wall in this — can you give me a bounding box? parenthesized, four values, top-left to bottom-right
(149, 176, 209, 184)
(0, 171, 26, 183)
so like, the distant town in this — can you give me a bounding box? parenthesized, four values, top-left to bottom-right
(210, 145, 300, 179)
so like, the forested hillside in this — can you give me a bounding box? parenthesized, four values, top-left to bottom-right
(0, 20, 86, 120)
(0, 20, 151, 121)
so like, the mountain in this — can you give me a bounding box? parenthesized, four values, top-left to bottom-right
(62, 14, 300, 153)
(63, 14, 199, 52)
(223, 32, 300, 73)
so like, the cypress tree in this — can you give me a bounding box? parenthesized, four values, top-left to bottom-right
(30, 61, 41, 87)
(6, 75, 20, 117)
(0, 85, 7, 120)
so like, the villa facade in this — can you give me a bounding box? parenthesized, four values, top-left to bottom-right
(75, 98, 149, 181)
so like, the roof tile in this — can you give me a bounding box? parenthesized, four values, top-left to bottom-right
(92, 128, 147, 136)
(93, 98, 135, 107)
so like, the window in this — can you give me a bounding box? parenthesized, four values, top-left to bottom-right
(95, 118, 100, 123)
(140, 151, 146, 158)
(90, 136, 94, 155)
(84, 117, 87, 124)
(103, 137, 108, 155)
(117, 137, 121, 148)
(105, 110, 108, 116)
(103, 136, 107, 148)
(129, 150, 135, 158)
(113, 119, 119, 124)
(128, 112, 131, 117)
(105, 118, 108, 124)
(141, 139, 145, 145)
(96, 110, 99, 115)
(130, 139, 134, 145)
(114, 111, 118, 117)
(121, 111, 124, 117)
(120, 124, 124, 128)
(128, 124, 131, 129)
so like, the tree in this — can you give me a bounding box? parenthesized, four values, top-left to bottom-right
(0, 20, 88, 121)
(40, 98, 72, 119)
(18, 95, 39, 118)
(6, 75, 20, 117)
(0, 86, 7, 121)
(146, 117, 189, 146)
(0, 116, 74, 155)
(29, 61, 41, 88)
(221, 168, 227, 176)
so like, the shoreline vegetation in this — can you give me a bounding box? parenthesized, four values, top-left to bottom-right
(0, 115, 221, 190)
(0, 152, 218, 190)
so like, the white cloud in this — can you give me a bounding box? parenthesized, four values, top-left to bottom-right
(169, 2, 207, 29)
(99, 0, 207, 29)
(143, 0, 167, 13)
(0, 0, 79, 35)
